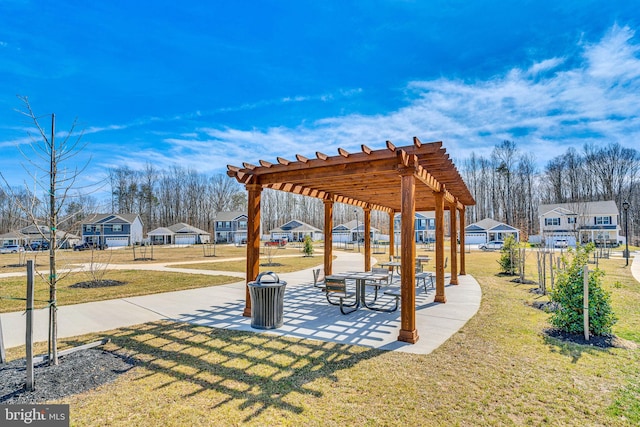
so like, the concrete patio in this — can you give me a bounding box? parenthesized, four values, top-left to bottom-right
(1, 250, 481, 355)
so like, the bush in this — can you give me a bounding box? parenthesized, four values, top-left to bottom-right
(303, 235, 314, 257)
(549, 243, 617, 336)
(498, 235, 520, 275)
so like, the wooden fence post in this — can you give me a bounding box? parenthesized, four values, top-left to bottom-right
(26, 260, 35, 391)
(583, 265, 589, 341)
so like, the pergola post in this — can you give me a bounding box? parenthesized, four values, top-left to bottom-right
(323, 199, 334, 276)
(434, 189, 447, 303)
(449, 201, 459, 285)
(398, 170, 418, 344)
(364, 207, 371, 271)
(388, 211, 395, 260)
(459, 205, 466, 275)
(244, 183, 262, 317)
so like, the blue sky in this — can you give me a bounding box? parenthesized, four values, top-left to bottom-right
(1, 1, 639, 191)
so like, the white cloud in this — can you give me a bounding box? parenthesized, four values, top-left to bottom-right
(111, 25, 640, 174)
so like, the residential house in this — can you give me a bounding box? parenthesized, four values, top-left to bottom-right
(270, 220, 323, 242)
(538, 200, 621, 247)
(214, 211, 248, 244)
(332, 220, 379, 243)
(0, 225, 80, 249)
(464, 218, 520, 245)
(393, 211, 435, 242)
(147, 223, 211, 245)
(80, 214, 144, 247)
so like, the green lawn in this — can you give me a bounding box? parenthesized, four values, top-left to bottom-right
(4, 250, 638, 425)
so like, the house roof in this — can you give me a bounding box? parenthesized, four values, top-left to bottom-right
(215, 211, 247, 221)
(270, 220, 321, 234)
(393, 211, 435, 220)
(333, 220, 380, 233)
(539, 201, 619, 217)
(465, 218, 519, 232)
(82, 213, 141, 225)
(167, 223, 210, 235)
(0, 226, 80, 241)
(148, 223, 211, 236)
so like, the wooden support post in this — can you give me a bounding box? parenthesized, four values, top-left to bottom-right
(449, 201, 459, 285)
(26, 260, 34, 391)
(323, 200, 334, 276)
(583, 265, 589, 341)
(434, 189, 446, 303)
(0, 314, 5, 364)
(388, 211, 395, 260)
(244, 183, 262, 317)
(364, 207, 371, 271)
(459, 206, 466, 275)
(398, 170, 418, 343)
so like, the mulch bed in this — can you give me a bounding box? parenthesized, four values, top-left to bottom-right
(0, 349, 135, 404)
(70, 280, 126, 289)
(543, 328, 637, 349)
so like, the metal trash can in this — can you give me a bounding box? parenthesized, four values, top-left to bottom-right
(248, 272, 287, 329)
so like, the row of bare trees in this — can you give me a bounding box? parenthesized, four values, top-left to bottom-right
(462, 140, 640, 245)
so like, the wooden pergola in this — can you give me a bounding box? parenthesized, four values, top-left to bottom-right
(227, 137, 475, 344)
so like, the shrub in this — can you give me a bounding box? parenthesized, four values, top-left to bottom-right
(303, 235, 314, 257)
(549, 243, 617, 336)
(498, 235, 520, 275)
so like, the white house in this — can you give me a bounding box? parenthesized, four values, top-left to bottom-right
(464, 218, 520, 245)
(147, 223, 211, 245)
(332, 220, 379, 243)
(538, 200, 621, 247)
(270, 220, 323, 242)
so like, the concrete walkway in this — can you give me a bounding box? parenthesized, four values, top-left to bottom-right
(0, 251, 481, 355)
(631, 251, 640, 284)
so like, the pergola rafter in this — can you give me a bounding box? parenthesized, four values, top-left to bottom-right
(227, 137, 475, 344)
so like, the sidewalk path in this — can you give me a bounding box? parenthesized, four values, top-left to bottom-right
(0, 251, 481, 355)
(631, 251, 640, 284)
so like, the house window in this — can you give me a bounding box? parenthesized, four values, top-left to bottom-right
(113, 224, 122, 232)
(567, 217, 577, 224)
(238, 221, 247, 229)
(545, 218, 560, 226)
(595, 216, 611, 225)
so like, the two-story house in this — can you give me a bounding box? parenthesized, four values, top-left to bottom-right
(214, 211, 248, 244)
(80, 214, 144, 247)
(393, 211, 436, 243)
(538, 200, 621, 247)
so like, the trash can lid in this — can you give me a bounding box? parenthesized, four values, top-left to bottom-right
(255, 271, 283, 284)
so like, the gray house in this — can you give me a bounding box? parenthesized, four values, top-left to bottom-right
(214, 211, 248, 244)
(80, 214, 144, 247)
(0, 225, 80, 249)
(270, 220, 323, 242)
(332, 220, 379, 243)
(147, 223, 211, 245)
(464, 218, 520, 244)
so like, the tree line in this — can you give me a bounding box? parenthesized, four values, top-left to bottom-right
(2, 141, 638, 245)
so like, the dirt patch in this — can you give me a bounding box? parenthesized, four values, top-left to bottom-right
(70, 280, 126, 289)
(543, 328, 638, 349)
(260, 263, 284, 267)
(510, 277, 537, 285)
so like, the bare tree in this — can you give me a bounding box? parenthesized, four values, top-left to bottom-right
(1, 96, 90, 365)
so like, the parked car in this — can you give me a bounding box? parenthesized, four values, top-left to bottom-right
(478, 240, 504, 251)
(29, 241, 50, 251)
(0, 244, 25, 254)
(74, 242, 108, 251)
(554, 239, 569, 248)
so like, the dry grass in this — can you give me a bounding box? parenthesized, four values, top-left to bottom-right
(168, 254, 330, 274)
(0, 270, 240, 313)
(4, 249, 638, 425)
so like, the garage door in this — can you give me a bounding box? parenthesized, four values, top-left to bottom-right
(465, 233, 486, 244)
(105, 237, 128, 247)
(175, 235, 196, 245)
